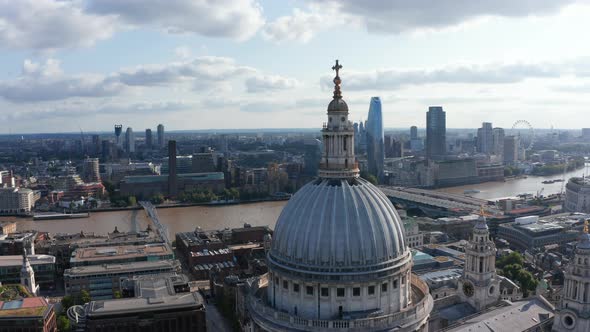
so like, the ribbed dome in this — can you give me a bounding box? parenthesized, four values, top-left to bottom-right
(270, 177, 407, 273)
(327, 98, 348, 113)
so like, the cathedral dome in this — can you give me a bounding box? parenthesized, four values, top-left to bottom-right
(269, 177, 407, 278)
(327, 98, 348, 113)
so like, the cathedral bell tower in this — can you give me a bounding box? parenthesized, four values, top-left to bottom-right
(20, 249, 38, 295)
(458, 212, 501, 311)
(318, 60, 359, 179)
(553, 224, 590, 332)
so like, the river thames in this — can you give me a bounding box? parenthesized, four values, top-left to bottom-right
(6, 166, 588, 235)
(438, 165, 589, 200)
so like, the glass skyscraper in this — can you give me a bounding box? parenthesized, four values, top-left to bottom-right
(366, 97, 384, 180)
(426, 106, 446, 160)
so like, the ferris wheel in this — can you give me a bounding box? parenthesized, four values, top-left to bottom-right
(511, 120, 535, 151)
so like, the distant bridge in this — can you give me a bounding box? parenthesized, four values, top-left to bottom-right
(379, 186, 501, 216)
(139, 201, 171, 246)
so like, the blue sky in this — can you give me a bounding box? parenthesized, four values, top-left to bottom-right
(1, 0, 590, 133)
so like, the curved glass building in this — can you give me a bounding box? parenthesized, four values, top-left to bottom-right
(366, 97, 384, 180)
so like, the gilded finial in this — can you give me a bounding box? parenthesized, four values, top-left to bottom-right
(332, 59, 343, 99)
(584, 220, 589, 234)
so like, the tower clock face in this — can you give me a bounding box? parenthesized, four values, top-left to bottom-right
(463, 281, 474, 297)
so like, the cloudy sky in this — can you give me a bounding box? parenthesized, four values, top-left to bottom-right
(1, 0, 590, 133)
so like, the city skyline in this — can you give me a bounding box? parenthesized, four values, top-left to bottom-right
(2, 1, 590, 132)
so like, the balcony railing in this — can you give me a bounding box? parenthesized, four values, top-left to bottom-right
(248, 276, 433, 331)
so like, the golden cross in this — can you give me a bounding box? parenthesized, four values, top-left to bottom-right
(332, 60, 342, 77)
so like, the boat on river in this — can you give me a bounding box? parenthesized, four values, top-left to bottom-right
(34, 212, 90, 221)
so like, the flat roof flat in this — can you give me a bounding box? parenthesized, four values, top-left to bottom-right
(70, 244, 171, 263)
(0, 255, 55, 267)
(64, 259, 180, 277)
(87, 292, 203, 317)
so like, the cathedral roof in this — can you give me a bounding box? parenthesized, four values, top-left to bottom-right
(269, 177, 407, 273)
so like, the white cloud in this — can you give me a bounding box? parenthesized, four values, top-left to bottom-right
(85, 0, 265, 40)
(319, 61, 579, 91)
(264, 0, 579, 42)
(174, 46, 192, 60)
(0, 56, 296, 103)
(262, 8, 339, 43)
(0, 0, 116, 50)
(0, 59, 123, 102)
(245, 75, 299, 93)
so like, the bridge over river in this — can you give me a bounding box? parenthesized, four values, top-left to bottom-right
(379, 186, 502, 217)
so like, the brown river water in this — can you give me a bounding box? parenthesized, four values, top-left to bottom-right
(5, 201, 286, 236)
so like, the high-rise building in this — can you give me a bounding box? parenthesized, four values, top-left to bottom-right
(492, 127, 505, 158)
(114, 125, 123, 148)
(366, 97, 384, 179)
(157, 124, 165, 148)
(582, 128, 590, 141)
(168, 140, 177, 197)
(125, 127, 135, 154)
(384, 135, 403, 158)
(145, 129, 153, 148)
(91, 134, 101, 155)
(82, 157, 101, 183)
(503, 135, 519, 164)
(426, 106, 446, 160)
(477, 122, 493, 154)
(410, 126, 418, 140)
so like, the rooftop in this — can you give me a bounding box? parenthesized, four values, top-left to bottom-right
(70, 243, 171, 263)
(0, 254, 55, 267)
(64, 259, 180, 277)
(444, 297, 554, 332)
(0, 297, 50, 318)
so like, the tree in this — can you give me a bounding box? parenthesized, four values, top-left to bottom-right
(61, 295, 74, 310)
(127, 196, 137, 206)
(113, 290, 122, 299)
(57, 315, 70, 332)
(497, 252, 524, 269)
(80, 290, 91, 304)
(150, 193, 164, 204)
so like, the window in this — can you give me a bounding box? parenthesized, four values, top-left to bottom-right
(382, 283, 388, 293)
(393, 279, 398, 289)
(283, 280, 288, 289)
(337, 288, 345, 297)
(293, 283, 300, 293)
(321, 287, 329, 297)
(368, 285, 375, 295)
(275, 277, 279, 285)
(353, 287, 361, 296)
(306, 286, 314, 296)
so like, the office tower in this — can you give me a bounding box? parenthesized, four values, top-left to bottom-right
(157, 124, 165, 148)
(114, 125, 123, 148)
(125, 127, 135, 154)
(503, 135, 519, 164)
(492, 127, 505, 158)
(101, 140, 112, 161)
(82, 157, 101, 183)
(426, 106, 446, 160)
(366, 97, 384, 180)
(353, 122, 359, 151)
(145, 129, 153, 148)
(358, 121, 367, 154)
(192, 151, 216, 173)
(477, 122, 493, 154)
(168, 140, 177, 196)
(410, 126, 418, 140)
(91, 135, 100, 155)
(384, 135, 403, 158)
